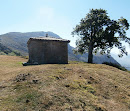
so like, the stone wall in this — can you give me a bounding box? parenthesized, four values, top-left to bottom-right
(28, 40, 68, 64)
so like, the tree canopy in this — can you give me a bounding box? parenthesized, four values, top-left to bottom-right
(72, 9, 130, 63)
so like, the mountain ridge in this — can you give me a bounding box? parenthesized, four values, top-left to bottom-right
(0, 31, 119, 64)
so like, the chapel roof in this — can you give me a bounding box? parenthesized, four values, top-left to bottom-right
(28, 37, 70, 43)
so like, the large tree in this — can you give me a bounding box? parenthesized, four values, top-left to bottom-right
(72, 9, 130, 63)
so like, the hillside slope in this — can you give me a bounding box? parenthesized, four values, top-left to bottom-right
(0, 42, 21, 56)
(0, 55, 129, 111)
(0, 31, 119, 64)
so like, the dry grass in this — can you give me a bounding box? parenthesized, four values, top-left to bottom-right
(0, 55, 130, 111)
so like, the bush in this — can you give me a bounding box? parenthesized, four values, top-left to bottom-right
(0, 51, 6, 55)
(102, 62, 127, 71)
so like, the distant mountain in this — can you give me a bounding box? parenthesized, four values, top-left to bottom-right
(0, 32, 60, 55)
(121, 64, 130, 71)
(0, 31, 119, 64)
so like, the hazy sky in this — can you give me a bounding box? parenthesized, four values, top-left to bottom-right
(0, 0, 130, 65)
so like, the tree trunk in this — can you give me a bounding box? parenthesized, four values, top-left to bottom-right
(88, 42, 93, 63)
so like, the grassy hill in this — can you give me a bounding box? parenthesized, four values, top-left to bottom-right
(0, 55, 129, 111)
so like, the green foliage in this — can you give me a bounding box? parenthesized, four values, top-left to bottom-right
(12, 50, 21, 56)
(0, 42, 21, 56)
(102, 62, 127, 71)
(72, 9, 130, 63)
(0, 51, 6, 55)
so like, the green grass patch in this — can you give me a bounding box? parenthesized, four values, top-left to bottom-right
(67, 79, 96, 95)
